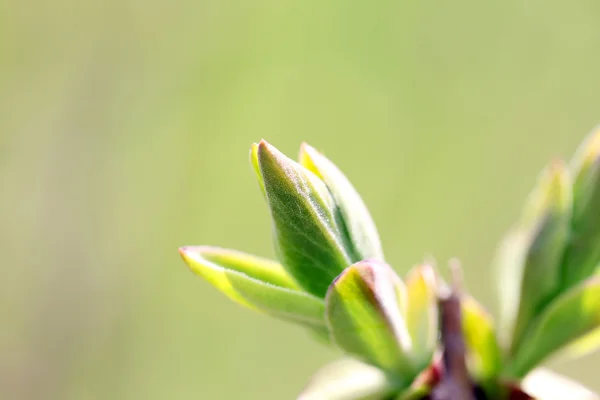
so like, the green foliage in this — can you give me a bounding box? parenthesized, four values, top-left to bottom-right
(403, 265, 438, 367)
(180, 132, 600, 399)
(497, 161, 573, 358)
(461, 295, 502, 388)
(505, 277, 600, 378)
(495, 127, 600, 380)
(256, 140, 352, 297)
(179, 246, 325, 328)
(325, 260, 415, 378)
(299, 143, 384, 261)
(563, 127, 600, 287)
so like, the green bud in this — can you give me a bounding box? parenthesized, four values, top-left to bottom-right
(178, 246, 325, 328)
(299, 143, 384, 261)
(404, 264, 438, 367)
(563, 126, 600, 288)
(461, 296, 501, 392)
(256, 140, 353, 297)
(496, 161, 572, 357)
(325, 260, 416, 378)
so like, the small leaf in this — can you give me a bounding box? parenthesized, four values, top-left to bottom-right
(325, 260, 415, 377)
(257, 140, 352, 297)
(226, 272, 326, 327)
(404, 264, 438, 366)
(299, 143, 384, 261)
(178, 246, 325, 327)
(250, 142, 266, 197)
(179, 246, 299, 291)
(461, 296, 502, 386)
(522, 369, 599, 400)
(298, 358, 403, 400)
(505, 277, 600, 378)
(563, 126, 600, 288)
(496, 162, 572, 356)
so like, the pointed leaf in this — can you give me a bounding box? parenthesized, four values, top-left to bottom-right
(461, 296, 501, 385)
(404, 264, 438, 366)
(250, 142, 266, 197)
(178, 246, 325, 327)
(179, 245, 299, 291)
(505, 277, 600, 378)
(563, 126, 600, 288)
(298, 358, 403, 400)
(325, 260, 415, 376)
(299, 143, 384, 261)
(522, 369, 599, 400)
(225, 271, 325, 327)
(496, 162, 572, 356)
(257, 140, 352, 297)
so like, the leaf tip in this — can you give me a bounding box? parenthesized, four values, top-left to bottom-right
(178, 245, 191, 260)
(257, 138, 273, 153)
(574, 125, 600, 167)
(299, 141, 318, 156)
(178, 245, 202, 274)
(256, 139, 290, 174)
(525, 159, 572, 220)
(249, 142, 259, 156)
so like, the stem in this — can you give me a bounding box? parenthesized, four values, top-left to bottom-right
(431, 263, 475, 400)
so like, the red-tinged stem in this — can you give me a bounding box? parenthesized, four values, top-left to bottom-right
(431, 264, 476, 400)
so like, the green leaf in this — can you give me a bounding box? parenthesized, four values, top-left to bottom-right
(298, 358, 403, 400)
(325, 260, 415, 377)
(522, 369, 599, 400)
(299, 143, 384, 261)
(178, 246, 325, 327)
(505, 277, 600, 378)
(461, 296, 501, 386)
(563, 126, 600, 289)
(496, 161, 572, 356)
(225, 272, 326, 327)
(404, 264, 438, 367)
(257, 140, 352, 297)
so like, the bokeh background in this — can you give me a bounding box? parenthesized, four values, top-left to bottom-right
(2, 1, 600, 399)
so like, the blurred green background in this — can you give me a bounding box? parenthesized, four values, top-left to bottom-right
(2, 0, 600, 399)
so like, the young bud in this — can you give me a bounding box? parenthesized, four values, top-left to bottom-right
(256, 140, 353, 297)
(325, 260, 416, 377)
(461, 296, 501, 391)
(496, 161, 572, 357)
(299, 143, 384, 261)
(563, 126, 600, 288)
(404, 264, 439, 367)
